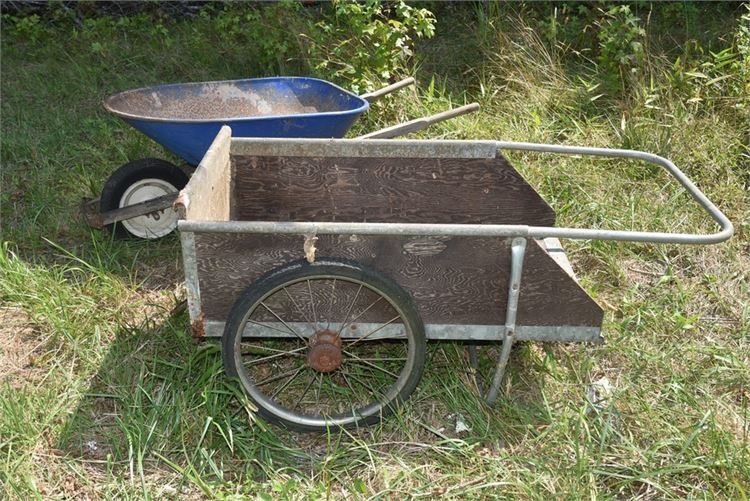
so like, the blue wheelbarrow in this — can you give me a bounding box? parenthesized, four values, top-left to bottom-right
(82, 76, 479, 239)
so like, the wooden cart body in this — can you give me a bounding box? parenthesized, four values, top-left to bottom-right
(175, 126, 731, 414)
(176, 127, 604, 346)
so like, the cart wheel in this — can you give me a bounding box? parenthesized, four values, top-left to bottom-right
(100, 158, 189, 239)
(222, 258, 426, 432)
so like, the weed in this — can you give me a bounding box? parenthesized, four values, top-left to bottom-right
(304, 0, 436, 93)
(596, 5, 646, 92)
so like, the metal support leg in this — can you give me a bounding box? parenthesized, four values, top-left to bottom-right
(486, 237, 527, 404)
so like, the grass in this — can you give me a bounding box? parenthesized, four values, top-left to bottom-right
(1, 2, 749, 499)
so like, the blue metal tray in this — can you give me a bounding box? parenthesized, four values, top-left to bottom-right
(104, 77, 369, 165)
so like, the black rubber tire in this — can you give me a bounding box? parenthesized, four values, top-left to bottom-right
(99, 158, 189, 239)
(222, 258, 427, 432)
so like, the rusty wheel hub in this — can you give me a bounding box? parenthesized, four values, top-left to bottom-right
(307, 329, 343, 373)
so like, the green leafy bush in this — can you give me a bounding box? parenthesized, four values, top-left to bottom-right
(596, 5, 646, 91)
(199, 2, 305, 73)
(303, 0, 436, 93)
(2, 13, 44, 42)
(2, 1, 436, 91)
(535, 2, 595, 49)
(657, 5, 749, 116)
(733, 4, 750, 106)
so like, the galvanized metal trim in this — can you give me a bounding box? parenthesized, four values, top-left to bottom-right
(177, 218, 728, 245)
(486, 331, 514, 404)
(504, 237, 526, 331)
(541, 237, 576, 278)
(180, 231, 202, 322)
(202, 320, 602, 343)
(519, 325, 603, 343)
(229, 137, 499, 159)
(178, 220, 530, 237)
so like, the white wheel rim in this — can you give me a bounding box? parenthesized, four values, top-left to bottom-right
(119, 178, 179, 239)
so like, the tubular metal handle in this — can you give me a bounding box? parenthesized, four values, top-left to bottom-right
(494, 141, 734, 245)
(360, 77, 416, 102)
(358, 103, 480, 139)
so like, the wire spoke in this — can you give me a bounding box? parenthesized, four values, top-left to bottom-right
(337, 284, 363, 335)
(293, 372, 318, 410)
(245, 319, 295, 336)
(321, 372, 339, 410)
(307, 280, 318, 327)
(326, 279, 337, 329)
(314, 370, 326, 409)
(241, 343, 302, 356)
(271, 366, 305, 400)
(242, 346, 307, 366)
(260, 301, 307, 343)
(255, 367, 302, 387)
(342, 295, 384, 330)
(346, 315, 402, 348)
(346, 357, 407, 362)
(342, 349, 400, 379)
(341, 366, 383, 398)
(283, 285, 314, 325)
(339, 369, 357, 394)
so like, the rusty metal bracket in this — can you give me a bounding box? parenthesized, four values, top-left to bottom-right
(80, 193, 178, 229)
(79, 197, 103, 228)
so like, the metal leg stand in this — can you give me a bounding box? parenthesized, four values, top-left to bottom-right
(486, 237, 527, 404)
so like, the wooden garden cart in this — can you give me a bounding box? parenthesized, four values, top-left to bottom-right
(174, 126, 732, 431)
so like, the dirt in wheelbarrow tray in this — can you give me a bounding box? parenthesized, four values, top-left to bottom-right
(110, 83, 343, 120)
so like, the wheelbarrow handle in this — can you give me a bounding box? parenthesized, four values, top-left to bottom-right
(360, 77, 416, 102)
(357, 102, 480, 140)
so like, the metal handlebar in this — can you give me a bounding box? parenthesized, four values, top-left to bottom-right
(496, 141, 734, 245)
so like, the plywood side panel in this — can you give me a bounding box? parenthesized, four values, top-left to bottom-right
(193, 233, 602, 329)
(230, 155, 556, 226)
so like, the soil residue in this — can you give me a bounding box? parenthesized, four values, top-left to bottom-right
(106, 82, 349, 120)
(0, 306, 47, 388)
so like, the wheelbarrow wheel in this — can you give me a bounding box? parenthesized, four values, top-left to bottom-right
(222, 258, 426, 432)
(100, 158, 189, 239)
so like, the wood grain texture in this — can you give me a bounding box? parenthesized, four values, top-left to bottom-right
(175, 126, 231, 221)
(194, 232, 603, 329)
(229, 155, 556, 226)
